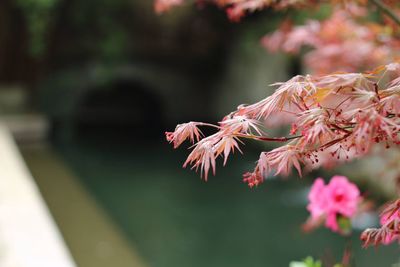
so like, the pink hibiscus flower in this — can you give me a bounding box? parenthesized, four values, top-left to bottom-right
(307, 175, 361, 232)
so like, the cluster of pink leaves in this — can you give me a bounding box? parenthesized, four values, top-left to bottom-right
(155, 0, 400, 75)
(160, 0, 400, 248)
(166, 66, 400, 245)
(262, 8, 400, 75)
(362, 199, 400, 246)
(154, 0, 400, 21)
(155, 0, 183, 14)
(154, 0, 310, 19)
(307, 175, 360, 233)
(166, 63, 400, 185)
(154, 0, 376, 21)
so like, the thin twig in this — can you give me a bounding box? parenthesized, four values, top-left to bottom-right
(235, 133, 302, 142)
(370, 0, 400, 26)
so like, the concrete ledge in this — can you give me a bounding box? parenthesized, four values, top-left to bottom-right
(0, 124, 76, 267)
(22, 145, 148, 267)
(0, 114, 49, 143)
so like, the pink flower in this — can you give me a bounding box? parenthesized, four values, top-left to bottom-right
(325, 176, 360, 216)
(307, 178, 328, 218)
(307, 175, 361, 232)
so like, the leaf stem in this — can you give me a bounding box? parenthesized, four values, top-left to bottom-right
(370, 0, 400, 26)
(235, 133, 302, 142)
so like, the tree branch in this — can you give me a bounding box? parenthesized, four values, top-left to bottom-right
(235, 133, 302, 142)
(370, 0, 400, 26)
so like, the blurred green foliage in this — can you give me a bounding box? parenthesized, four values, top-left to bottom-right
(290, 257, 322, 267)
(11, 0, 334, 59)
(13, 0, 135, 59)
(337, 216, 352, 236)
(10, 0, 340, 61)
(67, 0, 132, 62)
(12, 0, 382, 60)
(15, 0, 59, 56)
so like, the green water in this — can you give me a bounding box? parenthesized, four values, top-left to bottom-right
(54, 137, 399, 267)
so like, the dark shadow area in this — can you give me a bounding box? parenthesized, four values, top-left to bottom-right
(74, 80, 165, 141)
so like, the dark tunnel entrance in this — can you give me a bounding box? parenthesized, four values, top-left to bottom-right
(74, 80, 165, 141)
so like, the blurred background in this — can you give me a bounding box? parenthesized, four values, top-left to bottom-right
(0, 0, 399, 266)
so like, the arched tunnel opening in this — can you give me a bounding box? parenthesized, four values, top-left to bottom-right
(73, 80, 166, 142)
